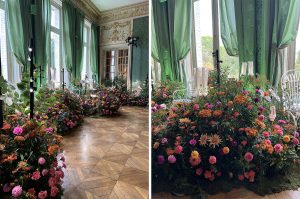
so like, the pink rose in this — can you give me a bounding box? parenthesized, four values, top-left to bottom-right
(209, 156, 217, 165)
(31, 170, 41, 180)
(274, 144, 283, 153)
(12, 185, 22, 198)
(258, 115, 265, 121)
(238, 175, 244, 181)
(244, 152, 254, 162)
(278, 120, 286, 124)
(38, 191, 47, 199)
(204, 170, 212, 179)
(50, 186, 59, 197)
(48, 177, 57, 187)
(189, 139, 197, 146)
(38, 157, 46, 165)
(241, 140, 247, 146)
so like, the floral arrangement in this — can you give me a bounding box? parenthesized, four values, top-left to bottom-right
(0, 114, 65, 199)
(97, 89, 121, 116)
(80, 96, 98, 116)
(152, 81, 183, 105)
(152, 78, 300, 197)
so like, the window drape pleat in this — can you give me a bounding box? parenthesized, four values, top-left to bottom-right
(220, 0, 300, 86)
(6, 0, 50, 86)
(90, 24, 99, 83)
(62, 0, 84, 82)
(152, 0, 192, 83)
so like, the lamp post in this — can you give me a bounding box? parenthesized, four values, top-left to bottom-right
(126, 36, 139, 91)
(29, 0, 37, 120)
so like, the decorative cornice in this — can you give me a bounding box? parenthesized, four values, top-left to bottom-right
(72, 0, 101, 24)
(99, 1, 149, 24)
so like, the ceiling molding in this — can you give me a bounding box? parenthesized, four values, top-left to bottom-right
(99, 1, 149, 24)
(73, 0, 101, 24)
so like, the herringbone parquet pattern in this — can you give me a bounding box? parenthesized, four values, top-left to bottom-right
(62, 107, 149, 199)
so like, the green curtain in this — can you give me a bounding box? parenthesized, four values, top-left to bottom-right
(269, 0, 300, 85)
(219, 0, 238, 56)
(6, 0, 50, 86)
(5, 0, 31, 70)
(152, 0, 192, 83)
(34, 0, 51, 87)
(90, 24, 99, 83)
(220, 0, 300, 86)
(62, 0, 84, 81)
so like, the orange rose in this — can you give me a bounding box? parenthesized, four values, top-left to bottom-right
(227, 101, 234, 107)
(14, 136, 25, 142)
(245, 127, 258, 137)
(223, 147, 230, 154)
(283, 135, 290, 143)
(233, 95, 247, 105)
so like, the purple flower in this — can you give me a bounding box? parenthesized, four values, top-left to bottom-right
(168, 155, 176, 164)
(258, 106, 265, 112)
(157, 155, 165, 164)
(45, 127, 54, 134)
(189, 139, 197, 146)
(161, 138, 168, 144)
(13, 126, 23, 135)
(294, 132, 299, 138)
(254, 98, 260, 103)
(242, 90, 249, 95)
(216, 101, 222, 107)
(204, 103, 213, 109)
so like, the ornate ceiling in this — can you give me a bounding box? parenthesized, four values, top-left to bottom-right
(91, 0, 147, 11)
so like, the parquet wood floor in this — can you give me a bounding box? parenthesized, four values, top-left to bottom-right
(62, 107, 149, 199)
(153, 188, 300, 199)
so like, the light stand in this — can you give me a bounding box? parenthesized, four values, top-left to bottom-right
(126, 36, 139, 90)
(212, 49, 222, 86)
(61, 68, 65, 90)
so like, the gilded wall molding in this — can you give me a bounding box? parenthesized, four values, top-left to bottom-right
(100, 20, 132, 46)
(99, 1, 149, 24)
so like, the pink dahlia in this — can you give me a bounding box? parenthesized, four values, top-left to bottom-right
(38, 157, 46, 165)
(12, 185, 22, 198)
(209, 156, 217, 165)
(13, 126, 23, 135)
(168, 155, 176, 164)
(274, 144, 283, 153)
(244, 152, 254, 162)
(38, 191, 47, 199)
(31, 170, 41, 181)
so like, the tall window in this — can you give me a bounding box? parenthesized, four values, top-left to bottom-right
(118, 49, 128, 79)
(105, 50, 116, 81)
(192, 0, 239, 78)
(0, 0, 21, 83)
(81, 23, 91, 81)
(50, 3, 61, 86)
(0, 0, 8, 80)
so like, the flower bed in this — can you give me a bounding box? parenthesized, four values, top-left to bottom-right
(98, 89, 121, 116)
(152, 78, 300, 197)
(0, 114, 65, 198)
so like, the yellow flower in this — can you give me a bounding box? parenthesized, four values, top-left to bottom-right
(153, 142, 160, 149)
(191, 150, 199, 158)
(283, 135, 290, 143)
(223, 147, 230, 154)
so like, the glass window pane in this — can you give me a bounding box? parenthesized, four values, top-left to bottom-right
(51, 5, 60, 29)
(50, 32, 60, 82)
(81, 46, 87, 80)
(83, 27, 88, 43)
(0, 8, 8, 80)
(296, 23, 300, 70)
(194, 0, 214, 70)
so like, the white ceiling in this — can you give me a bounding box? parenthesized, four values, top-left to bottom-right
(91, 0, 147, 11)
